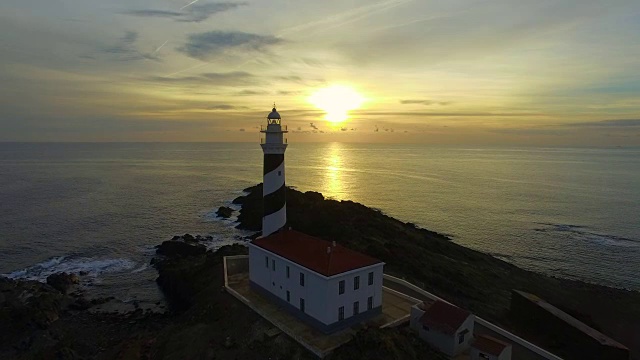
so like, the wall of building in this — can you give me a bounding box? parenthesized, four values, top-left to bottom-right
(408, 304, 474, 357)
(323, 264, 384, 324)
(249, 244, 328, 324)
(453, 316, 475, 355)
(409, 305, 425, 332)
(249, 244, 384, 333)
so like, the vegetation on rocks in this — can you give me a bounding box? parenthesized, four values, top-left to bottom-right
(2, 184, 639, 359)
(234, 184, 640, 359)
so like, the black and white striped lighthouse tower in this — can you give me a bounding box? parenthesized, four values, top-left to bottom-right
(260, 105, 288, 237)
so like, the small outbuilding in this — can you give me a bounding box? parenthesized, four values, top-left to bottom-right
(471, 334, 512, 360)
(410, 300, 475, 357)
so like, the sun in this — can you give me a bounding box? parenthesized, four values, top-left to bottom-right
(308, 85, 365, 123)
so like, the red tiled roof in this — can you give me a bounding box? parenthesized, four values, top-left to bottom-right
(251, 229, 383, 276)
(473, 334, 510, 356)
(419, 300, 472, 335)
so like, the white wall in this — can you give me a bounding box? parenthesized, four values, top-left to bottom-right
(249, 244, 383, 326)
(409, 305, 425, 331)
(324, 264, 384, 324)
(408, 303, 475, 357)
(453, 315, 475, 355)
(249, 244, 329, 324)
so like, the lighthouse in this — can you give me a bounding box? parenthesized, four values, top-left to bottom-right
(260, 105, 288, 237)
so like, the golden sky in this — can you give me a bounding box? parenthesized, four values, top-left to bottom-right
(1, 0, 639, 145)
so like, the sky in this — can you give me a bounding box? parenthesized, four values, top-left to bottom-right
(1, 0, 639, 145)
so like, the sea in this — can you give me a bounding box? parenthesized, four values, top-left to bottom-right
(0, 142, 638, 308)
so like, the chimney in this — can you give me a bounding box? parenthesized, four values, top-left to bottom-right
(327, 247, 331, 254)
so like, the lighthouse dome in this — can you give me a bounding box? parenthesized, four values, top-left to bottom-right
(267, 107, 281, 120)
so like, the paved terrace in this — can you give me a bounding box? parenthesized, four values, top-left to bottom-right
(223, 255, 419, 358)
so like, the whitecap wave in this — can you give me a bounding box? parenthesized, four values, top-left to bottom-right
(3, 257, 137, 282)
(533, 223, 640, 248)
(131, 263, 149, 273)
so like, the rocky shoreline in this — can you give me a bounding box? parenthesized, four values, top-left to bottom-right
(1, 184, 639, 359)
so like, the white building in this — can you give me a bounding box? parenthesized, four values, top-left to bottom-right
(471, 334, 512, 360)
(249, 106, 385, 333)
(249, 229, 385, 333)
(410, 300, 475, 357)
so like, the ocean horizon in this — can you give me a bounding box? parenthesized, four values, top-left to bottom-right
(1, 142, 638, 307)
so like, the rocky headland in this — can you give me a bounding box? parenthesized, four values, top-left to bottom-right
(1, 184, 639, 359)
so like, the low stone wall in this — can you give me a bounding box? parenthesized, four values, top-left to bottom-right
(224, 255, 249, 279)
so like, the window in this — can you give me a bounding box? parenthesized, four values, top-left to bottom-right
(299, 272, 305, 286)
(338, 306, 345, 321)
(278, 171, 282, 176)
(272, 259, 275, 271)
(300, 298, 305, 313)
(458, 332, 465, 344)
(286, 266, 290, 278)
(354, 276, 360, 290)
(367, 296, 373, 310)
(353, 301, 359, 315)
(338, 280, 345, 295)
(265, 256, 268, 268)
(368, 272, 374, 285)
(286, 291, 290, 302)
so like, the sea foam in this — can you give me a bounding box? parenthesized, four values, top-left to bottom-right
(3, 257, 137, 282)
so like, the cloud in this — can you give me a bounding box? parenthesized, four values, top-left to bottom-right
(208, 104, 246, 110)
(237, 89, 262, 96)
(567, 119, 640, 127)
(310, 122, 319, 130)
(178, 31, 283, 60)
(277, 0, 411, 37)
(400, 99, 451, 106)
(101, 31, 160, 61)
(276, 75, 303, 82)
(123, 10, 182, 19)
(355, 111, 540, 117)
(123, 2, 246, 23)
(148, 71, 257, 86)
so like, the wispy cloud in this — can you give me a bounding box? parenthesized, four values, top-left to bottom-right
(123, 2, 246, 23)
(208, 104, 247, 110)
(278, 0, 412, 37)
(148, 71, 258, 86)
(101, 31, 160, 61)
(178, 31, 283, 60)
(355, 111, 541, 117)
(400, 99, 451, 106)
(568, 119, 640, 127)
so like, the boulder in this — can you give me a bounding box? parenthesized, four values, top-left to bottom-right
(46, 273, 80, 294)
(216, 206, 233, 219)
(156, 240, 206, 257)
(182, 234, 195, 242)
